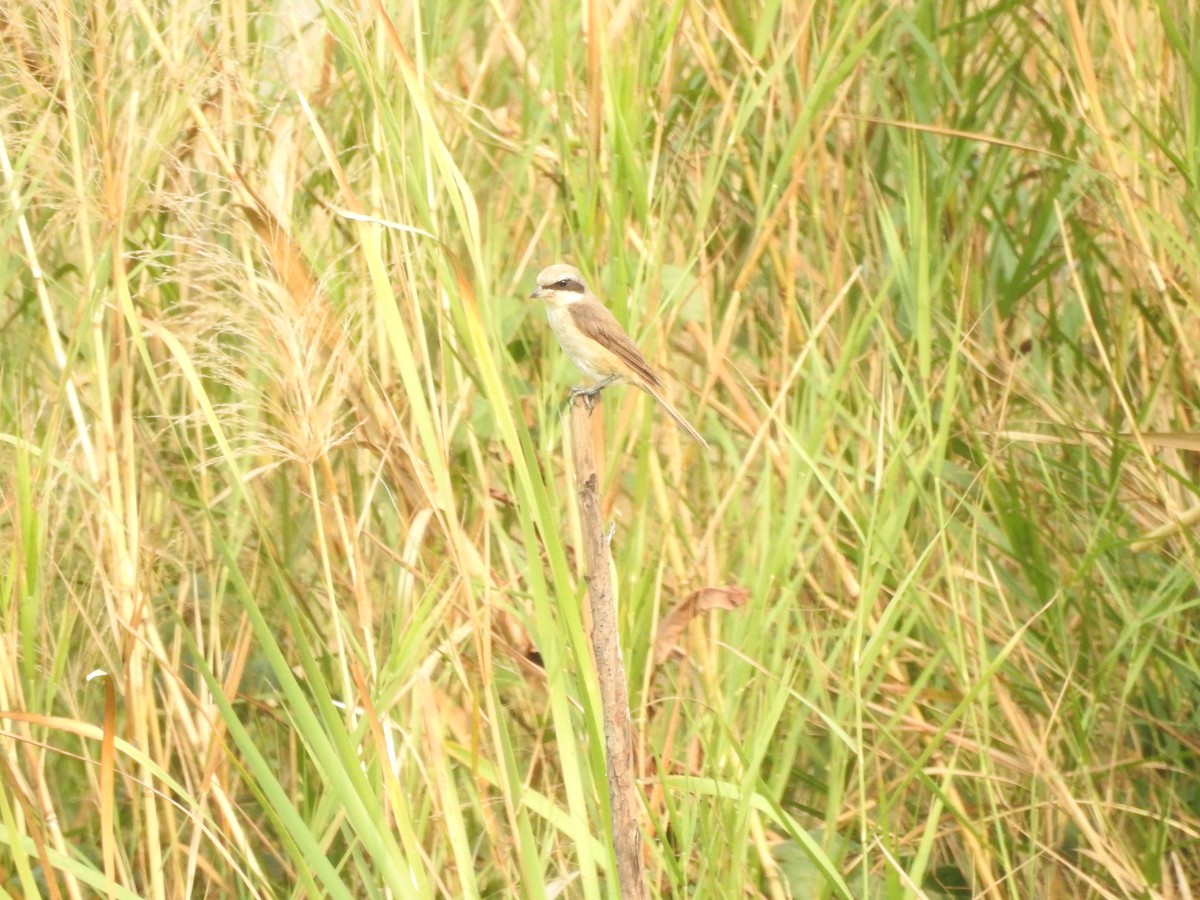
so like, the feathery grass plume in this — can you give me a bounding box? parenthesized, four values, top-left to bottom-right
(2, 0, 1199, 896)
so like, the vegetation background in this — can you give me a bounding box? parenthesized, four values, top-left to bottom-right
(2, 0, 1199, 897)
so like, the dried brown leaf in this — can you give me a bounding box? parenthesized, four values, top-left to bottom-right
(653, 586, 749, 666)
(241, 203, 318, 311)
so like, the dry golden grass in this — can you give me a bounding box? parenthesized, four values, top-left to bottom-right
(2, 1, 1200, 897)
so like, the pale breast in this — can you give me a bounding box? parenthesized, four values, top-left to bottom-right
(546, 305, 615, 381)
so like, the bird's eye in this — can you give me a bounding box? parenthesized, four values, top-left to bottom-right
(553, 280, 571, 289)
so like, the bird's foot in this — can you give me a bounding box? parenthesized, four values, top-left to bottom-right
(566, 385, 600, 413)
(568, 376, 619, 414)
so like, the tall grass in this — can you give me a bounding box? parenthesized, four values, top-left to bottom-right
(3, 0, 1200, 896)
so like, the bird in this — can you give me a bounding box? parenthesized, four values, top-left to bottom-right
(530, 263, 708, 448)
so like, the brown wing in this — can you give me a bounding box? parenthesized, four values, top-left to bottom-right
(568, 298, 663, 388)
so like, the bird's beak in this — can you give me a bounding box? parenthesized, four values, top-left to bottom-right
(530, 285, 547, 301)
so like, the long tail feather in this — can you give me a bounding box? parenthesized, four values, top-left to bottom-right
(643, 384, 709, 448)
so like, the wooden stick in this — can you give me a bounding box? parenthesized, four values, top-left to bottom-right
(568, 394, 649, 899)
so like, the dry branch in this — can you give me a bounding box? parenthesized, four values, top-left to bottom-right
(569, 395, 649, 900)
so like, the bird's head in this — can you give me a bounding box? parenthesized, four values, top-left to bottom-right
(531, 263, 588, 306)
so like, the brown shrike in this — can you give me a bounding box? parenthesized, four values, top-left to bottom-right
(531, 263, 708, 448)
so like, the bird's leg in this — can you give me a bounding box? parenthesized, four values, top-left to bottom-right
(569, 375, 620, 413)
